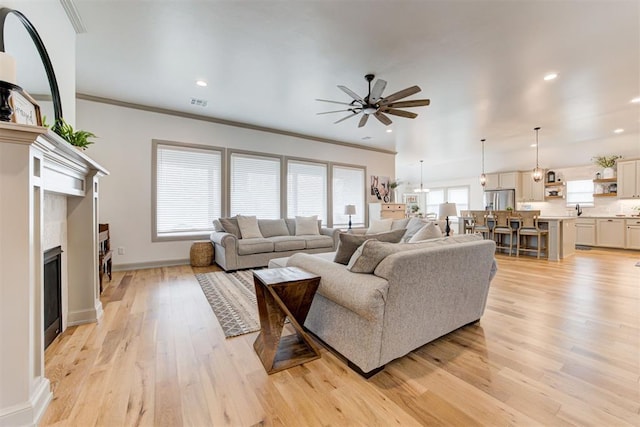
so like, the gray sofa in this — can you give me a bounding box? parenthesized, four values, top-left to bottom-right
(283, 234, 497, 376)
(210, 218, 340, 271)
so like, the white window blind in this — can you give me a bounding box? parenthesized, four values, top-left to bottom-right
(230, 153, 281, 219)
(287, 160, 327, 224)
(447, 186, 469, 217)
(332, 165, 365, 227)
(155, 143, 222, 238)
(566, 180, 594, 207)
(426, 189, 445, 216)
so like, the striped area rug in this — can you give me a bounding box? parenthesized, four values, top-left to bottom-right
(195, 270, 260, 338)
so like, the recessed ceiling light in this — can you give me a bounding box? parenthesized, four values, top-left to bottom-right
(196, 80, 207, 87)
(530, 143, 537, 147)
(386, 129, 393, 133)
(543, 73, 558, 81)
(631, 97, 640, 103)
(614, 128, 624, 134)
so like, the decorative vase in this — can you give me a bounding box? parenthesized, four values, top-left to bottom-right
(602, 167, 615, 179)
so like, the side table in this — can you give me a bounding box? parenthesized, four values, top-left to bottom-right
(253, 267, 321, 374)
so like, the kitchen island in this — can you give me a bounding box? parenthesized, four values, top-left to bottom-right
(458, 216, 576, 260)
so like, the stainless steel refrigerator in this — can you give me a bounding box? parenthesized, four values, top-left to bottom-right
(483, 189, 515, 211)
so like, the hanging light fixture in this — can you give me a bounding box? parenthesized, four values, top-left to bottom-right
(532, 127, 543, 182)
(479, 138, 487, 187)
(414, 160, 430, 193)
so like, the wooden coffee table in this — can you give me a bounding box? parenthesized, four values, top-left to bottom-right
(253, 267, 321, 374)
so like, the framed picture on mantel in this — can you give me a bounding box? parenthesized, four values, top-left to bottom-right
(10, 89, 41, 126)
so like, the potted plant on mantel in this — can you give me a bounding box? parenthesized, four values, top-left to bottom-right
(592, 155, 622, 179)
(43, 116, 97, 150)
(389, 180, 400, 203)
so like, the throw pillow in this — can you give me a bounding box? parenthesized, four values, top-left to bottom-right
(333, 228, 406, 265)
(218, 217, 241, 238)
(295, 215, 320, 236)
(236, 215, 263, 239)
(212, 219, 224, 232)
(258, 219, 290, 237)
(391, 218, 410, 230)
(347, 239, 400, 273)
(402, 217, 427, 242)
(366, 218, 393, 234)
(408, 221, 443, 243)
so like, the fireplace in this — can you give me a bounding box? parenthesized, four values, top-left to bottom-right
(44, 246, 63, 349)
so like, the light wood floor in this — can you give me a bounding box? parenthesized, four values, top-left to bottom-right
(41, 248, 640, 426)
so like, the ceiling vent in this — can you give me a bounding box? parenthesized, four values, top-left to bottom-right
(190, 98, 208, 107)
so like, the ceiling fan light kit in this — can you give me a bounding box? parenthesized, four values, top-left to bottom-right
(317, 74, 430, 128)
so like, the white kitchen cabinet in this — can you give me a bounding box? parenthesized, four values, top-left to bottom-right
(625, 218, 640, 250)
(519, 171, 545, 202)
(596, 218, 625, 248)
(617, 160, 640, 198)
(575, 218, 596, 246)
(485, 172, 520, 191)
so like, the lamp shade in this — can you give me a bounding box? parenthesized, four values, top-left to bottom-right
(344, 204, 356, 215)
(438, 202, 457, 219)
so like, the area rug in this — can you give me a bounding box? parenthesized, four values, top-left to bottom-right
(195, 270, 260, 338)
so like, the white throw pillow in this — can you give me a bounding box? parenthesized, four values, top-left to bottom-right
(366, 218, 393, 234)
(295, 215, 320, 236)
(408, 221, 443, 243)
(236, 215, 263, 239)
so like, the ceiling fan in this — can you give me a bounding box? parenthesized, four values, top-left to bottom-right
(316, 74, 430, 128)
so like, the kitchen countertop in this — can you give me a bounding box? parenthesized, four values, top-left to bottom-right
(575, 215, 640, 219)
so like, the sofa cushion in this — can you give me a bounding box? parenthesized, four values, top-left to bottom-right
(237, 238, 274, 255)
(237, 215, 263, 239)
(333, 228, 406, 265)
(285, 218, 322, 236)
(402, 217, 428, 242)
(304, 235, 334, 249)
(408, 221, 443, 242)
(217, 217, 241, 238)
(258, 219, 290, 237)
(391, 218, 410, 230)
(347, 239, 399, 273)
(366, 218, 393, 234)
(270, 236, 306, 252)
(295, 215, 320, 236)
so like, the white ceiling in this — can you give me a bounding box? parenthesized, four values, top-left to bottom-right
(17, 1, 640, 183)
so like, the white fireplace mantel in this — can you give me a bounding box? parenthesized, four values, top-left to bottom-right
(0, 122, 109, 426)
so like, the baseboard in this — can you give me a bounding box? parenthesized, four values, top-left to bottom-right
(66, 307, 99, 326)
(0, 376, 52, 426)
(113, 258, 189, 272)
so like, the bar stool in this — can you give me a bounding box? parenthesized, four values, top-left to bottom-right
(471, 210, 492, 239)
(460, 210, 474, 234)
(492, 210, 517, 256)
(516, 211, 548, 259)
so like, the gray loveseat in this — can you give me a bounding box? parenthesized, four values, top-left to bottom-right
(210, 217, 340, 271)
(283, 234, 497, 376)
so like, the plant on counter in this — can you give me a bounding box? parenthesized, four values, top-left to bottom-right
(591, 155, 622, 168)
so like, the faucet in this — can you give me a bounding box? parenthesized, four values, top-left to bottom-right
(576, 204, 582, 216)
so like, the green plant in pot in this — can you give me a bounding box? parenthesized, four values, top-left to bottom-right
(592, 155, 621, 179)
(43, 116, 97, 150)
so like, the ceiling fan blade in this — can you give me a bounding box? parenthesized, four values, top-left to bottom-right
(380, 85, 421, 104)
(316, 98, 355, 106)
(334, 111, 360, 124)
(358, 114, 369, 128)
(337, 85, 364, 103)
(385, 99, 430, 108)
(369, 79, 387, 102)
(382, 108, 418, 119)
(317, 109, 355, 115)
(374, 112, 392, 126)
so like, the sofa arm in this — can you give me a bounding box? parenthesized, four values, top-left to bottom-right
(321, 227, 342, 250)
(210, 231, 238, 270)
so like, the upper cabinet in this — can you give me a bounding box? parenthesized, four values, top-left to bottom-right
(617, 160, 640, 199)
(519, 171, 545, 202)
(485, 172, 520, 191)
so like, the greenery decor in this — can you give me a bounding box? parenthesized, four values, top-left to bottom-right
(389, 181, 400, 189)
(42, 116, 97, 150)
(592, 155, 622, 168)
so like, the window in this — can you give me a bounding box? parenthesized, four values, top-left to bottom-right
(154, 141, 222, 240)
(426, 186, 469, 221)
(332, 165, 365, 227)
(287, 160, 328, 224)
(426, 189, 445, 216)
(566, 180, 594, 207)
(230, 152, 281, 219)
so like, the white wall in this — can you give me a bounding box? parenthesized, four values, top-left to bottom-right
(77, 99, 396, 268)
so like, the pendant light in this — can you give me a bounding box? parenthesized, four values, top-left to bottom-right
(414, 160, 430, 193)
(479, 138, 487, 187)
(532, 127, 543, 182)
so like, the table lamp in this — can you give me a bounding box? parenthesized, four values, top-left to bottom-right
(344, 204, 356, 230)
(439, 202, 457, 236)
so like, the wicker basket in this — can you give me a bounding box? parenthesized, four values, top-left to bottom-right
(190, 241, 213, 267)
